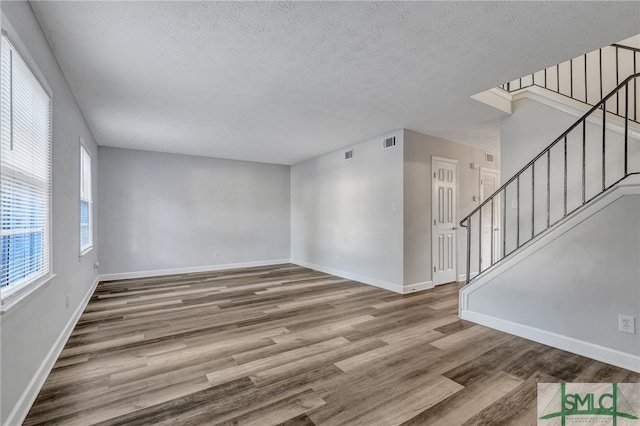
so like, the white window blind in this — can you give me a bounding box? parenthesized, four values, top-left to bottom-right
(80, 144, 92, 252)
(0, 35, 52, 295)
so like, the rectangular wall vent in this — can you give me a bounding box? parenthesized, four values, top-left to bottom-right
(383, 136, 396, 149)
(485, 152, 495, 164)
(344, 149, 354, 160)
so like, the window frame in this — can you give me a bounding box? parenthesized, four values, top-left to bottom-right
(0, 15, 55, 312)
(79, 141, 93, 255)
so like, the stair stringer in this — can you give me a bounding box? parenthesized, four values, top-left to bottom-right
(460, 175, 640, 372)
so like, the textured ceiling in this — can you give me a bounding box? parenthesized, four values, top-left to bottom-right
(30, 1, 640, 165)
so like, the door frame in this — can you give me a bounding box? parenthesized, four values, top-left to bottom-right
(479, 167, 501, 270)
(431, 156, 459, 285)
(479, 167, 500, 202)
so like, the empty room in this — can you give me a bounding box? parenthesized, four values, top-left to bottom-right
(1, 1, 639, 425)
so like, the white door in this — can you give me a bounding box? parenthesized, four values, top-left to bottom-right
(480, 168, 501, 272)
(432, 157, 458, 285)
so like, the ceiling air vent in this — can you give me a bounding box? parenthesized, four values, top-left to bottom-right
(383, 136, 396, 149)
(485, 152, 495, 164)
(344, 149, 354, 160)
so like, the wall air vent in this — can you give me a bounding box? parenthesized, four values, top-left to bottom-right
(344, 149, 354, 160)
(485, 152, 495, 164)
(383, 136, 396, 149)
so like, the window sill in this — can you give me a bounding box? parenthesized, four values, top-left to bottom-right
(0, 273, 57, 316)
(80, 246, 94, 257)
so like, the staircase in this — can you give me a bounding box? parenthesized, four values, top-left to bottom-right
(459, 69, 640, 372)
(462, 73, 640, 283)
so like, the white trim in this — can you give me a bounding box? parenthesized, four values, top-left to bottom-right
(79, 246, 94, 257)
(458, 273, 472, 282)
(79, 140, 94, 255)
(290, 259, 404, 294)
(403, 281, 434, 293)
(460, 310, 640, 373)
(459, 177, 640, 372)
(1, 28, 54, 305)
(1, 13, 52, 96)
(479, 167, 500, 201)
(478, 167, 501, 272)
(431, 156, 459, 286)
(1, 273, 57, 316)
(470, 88, 512, 114)
(4, 275, 100, 426)
(98, 259, 291, 282)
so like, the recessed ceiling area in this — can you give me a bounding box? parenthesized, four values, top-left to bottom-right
(30, 1, 640, 165)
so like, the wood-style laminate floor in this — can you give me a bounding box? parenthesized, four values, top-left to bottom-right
(24, 264, 639, 425)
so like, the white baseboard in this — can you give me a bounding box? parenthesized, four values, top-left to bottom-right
(97, 259, 291, 282)
(460, 310, 640, 373)
(290, 261, 433, 295)
(458, 272, 479, 283)
(290, 259, 404, 294)
(404, 281, 434, 293)
(4, 275, 100, 426)
(459, 180, 640, 373)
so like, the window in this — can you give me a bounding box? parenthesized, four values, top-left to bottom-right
(80, 144, 92, 253)
(0, 35, 52, 296)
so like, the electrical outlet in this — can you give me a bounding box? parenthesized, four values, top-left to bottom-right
(511, 200, 518, 209)
(93, 261, 100, 270)
(619, 314, 636, 334)
(214, 251, 219, 258)
(65, 294, 70, 310)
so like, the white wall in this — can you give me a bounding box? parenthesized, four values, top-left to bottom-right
(464, 191, 640, 369)
(290, 128, 500, 292)
(403, 130, 500, 285)
(463, 89, 640, 371)
(499, 96, 640, 257)
(290, 130, 404, 292)
(98, 147, 291, 277)
(501, 98, 577, 181)
(0, 2, 99, 424)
